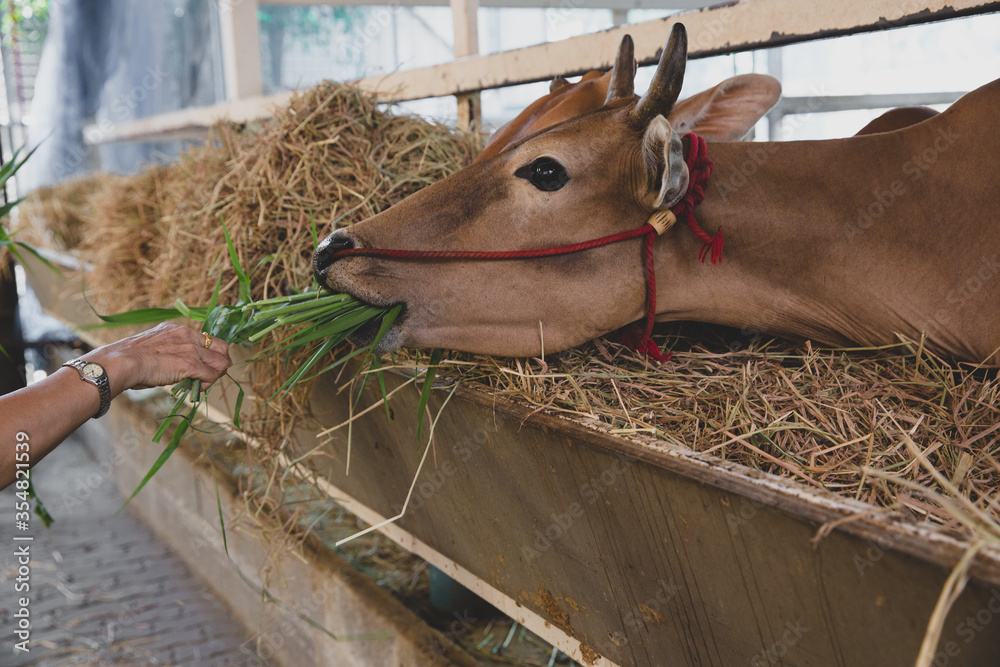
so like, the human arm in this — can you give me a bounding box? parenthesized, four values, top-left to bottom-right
(0, 323, 231, 490)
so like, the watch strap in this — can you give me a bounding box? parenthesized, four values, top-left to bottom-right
(63, 359, 112, 419)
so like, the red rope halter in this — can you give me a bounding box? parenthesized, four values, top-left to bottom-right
(331, 133, 717, 361)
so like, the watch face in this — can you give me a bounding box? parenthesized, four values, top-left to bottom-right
(82, 363, 104, 379)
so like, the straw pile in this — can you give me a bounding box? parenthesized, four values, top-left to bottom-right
(17, 174, 112, 252)
(16, 82, 1000, 540)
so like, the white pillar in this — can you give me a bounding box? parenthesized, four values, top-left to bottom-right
(450, 0, 481, 131)
(218, 0, 263, 101)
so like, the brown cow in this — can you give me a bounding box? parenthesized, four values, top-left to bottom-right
(315, 25, 1000, 365)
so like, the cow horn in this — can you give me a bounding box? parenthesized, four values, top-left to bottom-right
(631, 23, 688, 127)
(605, 34, 636, 103)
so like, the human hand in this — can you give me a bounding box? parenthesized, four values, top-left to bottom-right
(81, 323, 232, 396)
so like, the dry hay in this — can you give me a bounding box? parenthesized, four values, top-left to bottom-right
(435, 328, 1000, 538)
(16, 173, 111, 252)
(17, 83, 1000, 544)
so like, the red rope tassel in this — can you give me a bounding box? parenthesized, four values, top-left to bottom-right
(620, 133, 717, 360)
(675, 133, 720, 265)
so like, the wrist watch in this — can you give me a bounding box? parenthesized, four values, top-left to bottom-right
(63, 359, 112, 419)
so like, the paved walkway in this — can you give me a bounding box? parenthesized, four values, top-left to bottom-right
(0, 431, 263, 666)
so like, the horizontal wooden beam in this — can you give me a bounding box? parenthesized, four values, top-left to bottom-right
(86, 0, 1000, 144)
(773, 91, 967, 115)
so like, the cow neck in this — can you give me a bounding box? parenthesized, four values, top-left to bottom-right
(652, 133, 917, 349)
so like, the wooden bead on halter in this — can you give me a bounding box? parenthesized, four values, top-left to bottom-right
(647, 209, 677, 236)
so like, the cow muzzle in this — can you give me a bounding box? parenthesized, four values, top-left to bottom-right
(313, 229, 356, 285)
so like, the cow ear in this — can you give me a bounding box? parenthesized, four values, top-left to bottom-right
(550, 77, 570, 93)
(642, 115, 689, 210)
(668, 73, 781, 141)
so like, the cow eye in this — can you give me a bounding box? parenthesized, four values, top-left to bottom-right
(515, 157, 569, 192)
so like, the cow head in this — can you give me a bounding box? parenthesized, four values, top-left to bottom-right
(313, 25, 779, 356)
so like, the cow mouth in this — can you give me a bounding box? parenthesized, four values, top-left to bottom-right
(316, 264, 407, 351)
(344, 297, 407, 352)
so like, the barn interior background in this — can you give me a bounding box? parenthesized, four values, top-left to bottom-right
(2, 1, 1000, 666)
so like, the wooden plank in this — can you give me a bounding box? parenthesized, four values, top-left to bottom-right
(265, 0, 717, 8)
(218, 0, 263, 101)
(774, 91, 967, 115)
(87, 0, 1000, 144)
(451, 0, 482, 131)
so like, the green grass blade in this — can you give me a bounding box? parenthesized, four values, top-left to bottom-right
(416, 349, 443, 445)
(0, 225, 25, 265)
(268, 338, 337, 402)
(207, 273, 222, 313)
(0, 196, 26, 220)
(216, 483, 229, 557)
(363, 355, 392, 421)
(11, 239, 62, 275)
(173, 298, 194, 320)
(221, 219, 251, 304)
(152, 387, 190, 443)
(27, 478, 54, 528)
(120, 402, 198, 512)
(82, 305, 210, 330)
(232, 379, 245, 429)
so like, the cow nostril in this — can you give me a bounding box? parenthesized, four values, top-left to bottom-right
(313, 231, 357, 280)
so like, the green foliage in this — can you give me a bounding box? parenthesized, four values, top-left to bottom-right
(0, 144, 59, 274)
(1, 141, 56, 527)
(0, 0, 49, 47)
(257, 5, 361, 46)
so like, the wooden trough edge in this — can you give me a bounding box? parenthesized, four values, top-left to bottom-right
(452, 384, 1000, 587)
